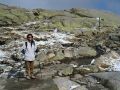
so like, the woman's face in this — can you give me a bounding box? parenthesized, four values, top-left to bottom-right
(27, 35, 33, 42)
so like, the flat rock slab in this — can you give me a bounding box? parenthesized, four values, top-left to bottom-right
(54, 77, 88, 90)
(0, 78, 58, 90)
(89, 72, 120, 90)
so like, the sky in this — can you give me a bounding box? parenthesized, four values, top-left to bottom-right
(0, 0, 120, 15)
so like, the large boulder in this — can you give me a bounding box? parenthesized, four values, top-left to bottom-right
(36, 49, 64, 65)
(36, 50, 48, 63)
(90, 72, 120, 90)
(0, 37, 11, 45)
(75, 47, 97, 57)
(54, 77, 88, 90)
(50, 50, 65, 61)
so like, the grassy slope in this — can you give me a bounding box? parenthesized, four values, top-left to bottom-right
(0, 3, 120, 31)
(0, 3, 35, 26)
(34, 8, 120, 31)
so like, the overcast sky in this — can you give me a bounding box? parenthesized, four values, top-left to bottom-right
(0, 0, 120, 15)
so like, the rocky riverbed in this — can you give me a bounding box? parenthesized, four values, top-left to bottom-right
(0, 19, 120, 90)
(0, 4, 120, 90)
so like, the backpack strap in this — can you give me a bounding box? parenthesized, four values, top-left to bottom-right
(33, 40, 35, 46)
(25, 42, 27, 49)
(25, 41, 35, 49)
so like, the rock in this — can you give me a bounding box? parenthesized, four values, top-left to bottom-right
(95, 51, 120, 71)
(74, 28, 95, 37)
(54, 77, 86, 90)
(51, 50, 65, 61)
(36, 50, 48, 63)
(0, 77, 58, 90)
(0, 50, 6, 58)
(109, 33, 120, 41)
(90, 72, 120, 90)
(0, 67, 4, 74)
(77, 47, 97, 57)
(34, 60, 40, 68)
(0, 37, 11, 45)
(47, 52, 56, 59)
(36, 49, 64, 65)
(58, 66, 73, 76)
(73, 74, 83, 80)
(76, 65, 99, 74)
(64, 47, 74, 58)
(61, 41, 74, 47)
(11, 53, 21, 61)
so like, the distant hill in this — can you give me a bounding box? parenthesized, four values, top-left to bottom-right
(0, 3, 35, 26)
(0, 3, 120, 31)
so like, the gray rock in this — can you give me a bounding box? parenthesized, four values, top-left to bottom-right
(51, 50, 65, 61)
(76, 65, 99, 74)
(90, 72, 120, 90)
(109, 33, 120, 41)
(58, 66, 73, 76)
(36, 50, 47, 63)
(54, 77, 87, 90)
(0, 78, 58, 90)
(74, 28, 96, 37)
(77, 47, 97, 57)
(64, 47, 74, 58)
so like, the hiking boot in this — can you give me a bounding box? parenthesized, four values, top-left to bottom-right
(26, 76, 31, 80)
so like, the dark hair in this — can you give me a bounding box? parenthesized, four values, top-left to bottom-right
(27, 34, 33, 38)
(26, 34, 34, 47)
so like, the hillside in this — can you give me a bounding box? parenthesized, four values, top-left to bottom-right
(0, 3, 35, 26)
(0, 3, 120, 31)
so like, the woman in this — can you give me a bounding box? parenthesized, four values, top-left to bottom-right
(21, 34, 38, 79)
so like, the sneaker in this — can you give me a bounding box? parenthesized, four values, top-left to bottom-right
(31, 75, 36, 79)
(26, 76, 31, 80)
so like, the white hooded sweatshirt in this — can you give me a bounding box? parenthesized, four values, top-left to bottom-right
(22, 41, 37, 61)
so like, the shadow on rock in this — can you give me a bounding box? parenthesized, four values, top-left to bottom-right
(3, 78, 58, 90)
